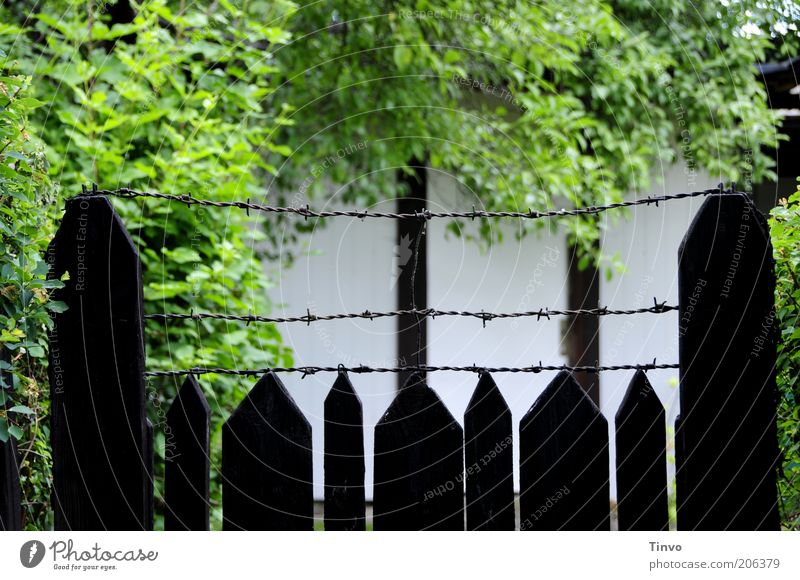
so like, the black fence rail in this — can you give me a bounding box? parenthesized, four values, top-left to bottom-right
(0, 186, 781, 531)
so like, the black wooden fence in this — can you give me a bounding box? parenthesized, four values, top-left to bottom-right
(0, 187, 781, 531)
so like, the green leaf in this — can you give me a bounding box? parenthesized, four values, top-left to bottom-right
(8, 405, 34, 415)
(26, 345, 45, 358)
(15, 97, 44, 109)
(393, 45, 412, 70)
(8, 423, 23, 439)
(45, 301, 68, 313)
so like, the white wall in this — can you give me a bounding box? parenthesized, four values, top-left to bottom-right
(599, 162, 712, 503)
(425, 169, 569, 494)
(269, 162, 714, 501)
(268, 195, 399, 501)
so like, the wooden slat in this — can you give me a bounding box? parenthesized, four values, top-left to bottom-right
(0, 436, 20, 531)
(324, 371, 365, 531)
(464, 373, 515, 530)
(222, 372, 312, 530)
(0, 346, 21, 531)
(374, 375, 464, 530)
(615, 371, 668, 531)
(165, 375, 211, 531)
(47, 196, 148, 530)
(519, 371, 610, 530)
(674, 414, 686, 527)
(677, 193, 780, 530)
(144, 419, 154, 530)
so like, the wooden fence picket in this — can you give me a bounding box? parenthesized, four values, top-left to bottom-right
(222, 372, 313, 530)
(374, 375, 464, 530)
(165, 375, 210, 531)
(47, 196, 148, 530)
(324, 371, 366, 531)
(145, 419, 154, 531)
(677, 193, 780, 530)
(0, 432, 19, 532)
(519, 371, 610, 530)
(464, 373, 515, 530)
(615, 371, 668, 531)
(0, 347, 21, 531)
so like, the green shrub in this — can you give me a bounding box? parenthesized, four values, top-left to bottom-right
(1, 0, 295, 529)
(0, 59, 60, 529)
(770, 188, 800, 529)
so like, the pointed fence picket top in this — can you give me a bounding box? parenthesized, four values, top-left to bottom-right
(47, 196, 148, 530)
(677, 193, 780, 530)
(615, 371, 668, 531)
(324, 371, 365, 531)
(222, 372, 313, 530)
(464, 373, 515, 530)
(520, 371, 610, 530)
(0, 346, 21, 531)
(374, 375, 464, 530)
(165, 375, 211, 531)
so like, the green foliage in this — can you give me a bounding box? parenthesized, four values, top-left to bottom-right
(269, 0, 787, 272)
(1, 0, 295, 529)
(0, 62, 58, 529)
(769, 188, 800, 529)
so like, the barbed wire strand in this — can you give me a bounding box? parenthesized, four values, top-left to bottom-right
(144, 361, 678, 378)
(77, 184, 730, 221)
(143, 300, 677, 325)
(83, 184, 700, 380)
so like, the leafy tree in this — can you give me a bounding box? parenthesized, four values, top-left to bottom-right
(271, 0, 787, 268)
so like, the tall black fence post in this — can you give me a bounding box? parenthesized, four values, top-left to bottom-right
(47, 196, 149, 530)
(676, 192, 780, 530)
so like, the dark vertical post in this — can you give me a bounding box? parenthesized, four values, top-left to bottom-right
(222, 372, 313, 530)
(677, 192, 780, 530)
(165, 375, 210, 531)
(615, 371, 669, 531)
(47, 196, 148, 530)
(0, 347, 21, 531)
(464, 373, 515, 530)
(324, 371, 365, 530)
(396, 160, 427, 390)
(144, 419, 154, 530)
(519, 371, 610, 530)
(564, 243, 601, 405)
(374, 375, 464, 530)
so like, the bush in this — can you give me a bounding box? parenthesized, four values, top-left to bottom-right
(769, 188, 800, 529)
(1, 0, 295, 529)
(0, 60, 60, 529)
